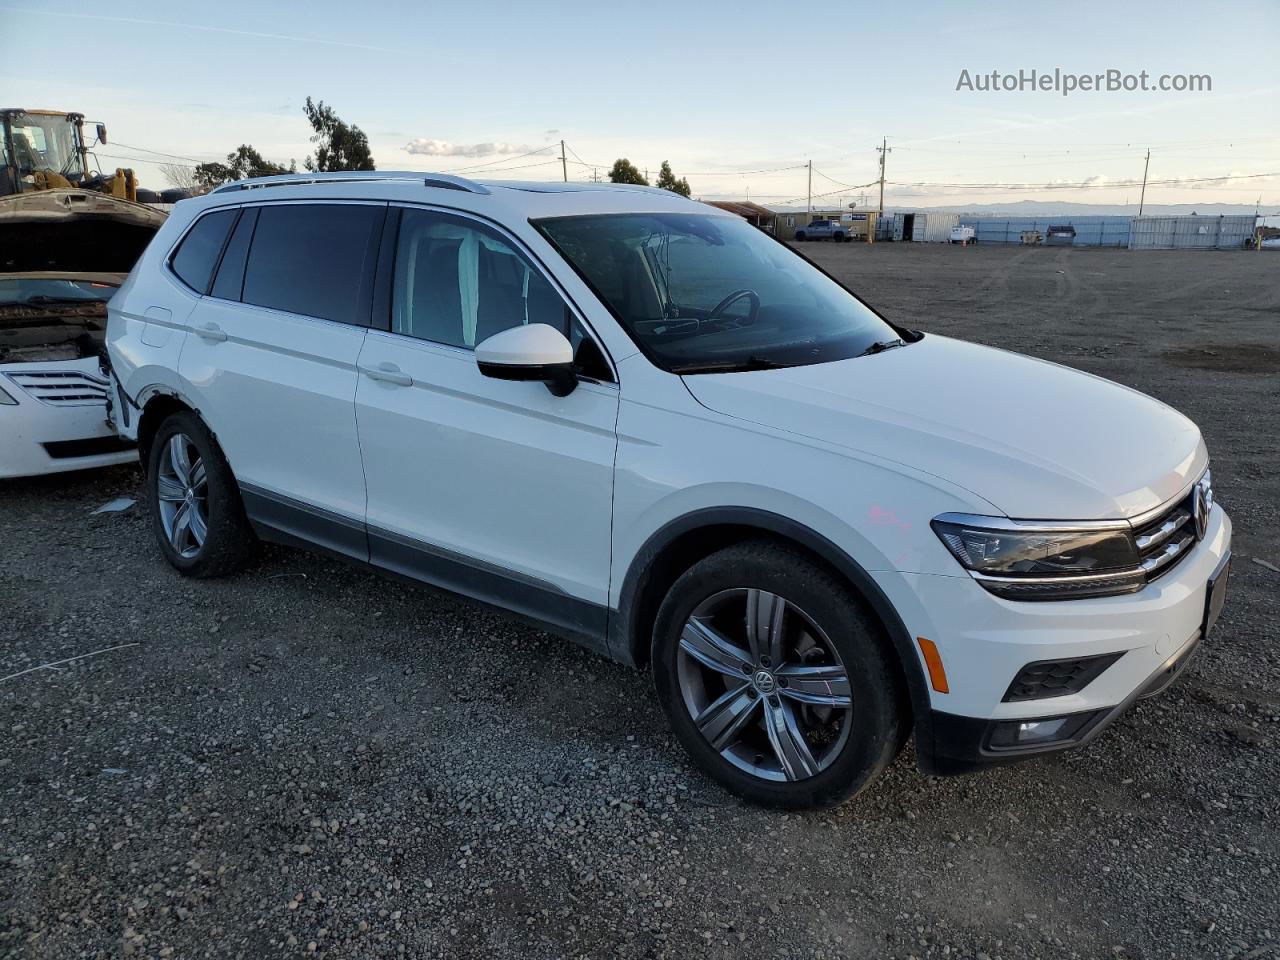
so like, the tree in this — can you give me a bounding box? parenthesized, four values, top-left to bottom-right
(157, 162, 202, 192)
(192, 145, 295, 189)
(608, 158, 648, 186)
(655, 160, 691, 197)
(303, 97, 375, 172)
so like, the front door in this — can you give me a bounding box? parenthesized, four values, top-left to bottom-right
(354, 206, 619, 641)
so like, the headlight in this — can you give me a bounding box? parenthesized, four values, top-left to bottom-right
(931, 514, 1144, 601)
(0, 384, 17, 405)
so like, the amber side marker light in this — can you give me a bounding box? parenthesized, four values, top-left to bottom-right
(917, 637, 950, 694)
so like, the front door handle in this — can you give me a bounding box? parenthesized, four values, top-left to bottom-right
(361, 362, 413, 387)
(195, 322, 227, 342)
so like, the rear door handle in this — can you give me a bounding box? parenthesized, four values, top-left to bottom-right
(195, 322, 227, 342)
(361, 362, 413, 387)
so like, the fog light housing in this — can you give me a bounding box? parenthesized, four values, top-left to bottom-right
(986, 710, 1103, 751)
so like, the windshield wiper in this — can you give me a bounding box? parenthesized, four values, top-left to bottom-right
(671, 355, 796, 375)
(857, 337, 908, 357)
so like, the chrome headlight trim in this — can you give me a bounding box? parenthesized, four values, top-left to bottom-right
(933, 466, 1212, 601)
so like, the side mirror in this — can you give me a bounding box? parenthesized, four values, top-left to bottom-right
(475, 323, 577, 397)
(96, 123, 108, 145)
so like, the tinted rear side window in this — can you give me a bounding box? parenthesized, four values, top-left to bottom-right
(210, 207, 258, 301)
(241, 204, 382, 325)
(170, 209, 237, 293)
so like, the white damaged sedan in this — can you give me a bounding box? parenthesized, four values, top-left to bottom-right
(0, 272, 137, 477)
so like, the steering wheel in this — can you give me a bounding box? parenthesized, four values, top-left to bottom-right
(706, 289, 760, 326)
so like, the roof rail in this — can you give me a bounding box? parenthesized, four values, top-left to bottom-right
(210, 171, 489, 196)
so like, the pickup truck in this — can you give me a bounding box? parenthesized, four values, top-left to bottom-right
(793, 218, 850, 242)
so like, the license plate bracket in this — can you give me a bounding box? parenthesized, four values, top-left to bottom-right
(1203, 553, 1231, 638)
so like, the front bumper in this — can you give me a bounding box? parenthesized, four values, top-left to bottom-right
(0, 362, 137, 478)
(926, 615, 1209, 773)
(887, 504, 1232, 775)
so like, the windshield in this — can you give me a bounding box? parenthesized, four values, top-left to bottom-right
(0, 278, 118, 306)
(535, 213, 902, 372)
(4, 112, 84, 188)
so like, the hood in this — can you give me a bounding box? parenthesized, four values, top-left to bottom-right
(682, 335, 1205, 520)
(0, 189, 166, 273)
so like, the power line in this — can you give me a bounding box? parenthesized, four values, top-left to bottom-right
(471, 159, 564, 175)
(435, 144, 559, 173)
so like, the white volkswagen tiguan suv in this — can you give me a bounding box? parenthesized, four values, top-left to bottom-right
(106, 172, 1231, 808)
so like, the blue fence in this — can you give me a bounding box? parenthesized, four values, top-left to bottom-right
(961, 216, 1132, 247)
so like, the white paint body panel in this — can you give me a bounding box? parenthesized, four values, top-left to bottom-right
(681, 335, 1206, 522)
(105, 174, 1232, 734)
(178, 297, 368, 521)
(355, 332, 618, 605)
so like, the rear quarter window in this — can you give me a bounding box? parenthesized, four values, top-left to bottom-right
(240, 204, 383, 325)
(169, 209, 238, 293)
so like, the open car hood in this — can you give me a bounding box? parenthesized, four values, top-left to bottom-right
(0, 189, 166, 273)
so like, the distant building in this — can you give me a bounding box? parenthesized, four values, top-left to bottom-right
(771, 207, 879, 241)
(703, 200, 777, 231)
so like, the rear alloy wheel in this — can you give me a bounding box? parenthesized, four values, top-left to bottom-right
(147, 410, 256, 578)
(155, 432, 208, 559)
(653, 541, 906, 808)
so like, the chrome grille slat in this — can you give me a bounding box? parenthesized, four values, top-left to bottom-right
(5, 370, 109, 407)
(1134, 508, 1191, 551)
(1130, 480, 1204, 582)
(1139, 531, 1195, 574)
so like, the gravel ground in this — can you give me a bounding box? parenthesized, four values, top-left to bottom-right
(2, 244, 1277, 960)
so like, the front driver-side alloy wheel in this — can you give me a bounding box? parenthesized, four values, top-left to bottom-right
(146, 410, 256, 578)
(653, 540, 907, 808)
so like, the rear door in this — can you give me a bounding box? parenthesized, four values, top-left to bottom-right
(354, 205, 619, 641)
(177, 201, 385, 559)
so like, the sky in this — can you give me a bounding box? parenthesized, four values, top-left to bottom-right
(3, 0, 1278, 211)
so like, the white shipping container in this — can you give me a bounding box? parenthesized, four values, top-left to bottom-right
(913, 213, 960, 243)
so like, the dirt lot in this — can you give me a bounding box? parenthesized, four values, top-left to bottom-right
(2, 244, 1277, 960)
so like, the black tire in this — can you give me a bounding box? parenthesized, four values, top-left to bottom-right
(652, 540, 907, 809)
(146, 410, 256, 578)
(794, 232, 807, 241)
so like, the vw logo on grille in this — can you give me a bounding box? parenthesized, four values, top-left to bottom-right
(1193, 476, 1212, 541)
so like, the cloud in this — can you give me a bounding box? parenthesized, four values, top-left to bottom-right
(403, 139, 534, 158)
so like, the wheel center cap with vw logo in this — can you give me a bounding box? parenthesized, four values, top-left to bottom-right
(752, 670, 777, 694)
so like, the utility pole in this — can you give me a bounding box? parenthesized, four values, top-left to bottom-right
(560, 140, 568, 182)
(876, 137, 891, 216)
(807, 160, 812, 215)
(1137, 148, 1150, 217)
